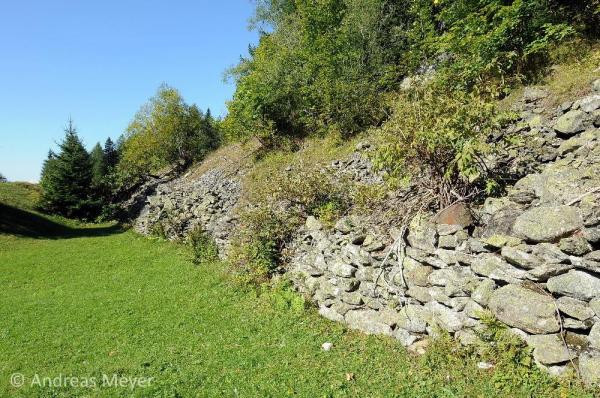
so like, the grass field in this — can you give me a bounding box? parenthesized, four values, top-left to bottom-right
(0, 182, 595, 397)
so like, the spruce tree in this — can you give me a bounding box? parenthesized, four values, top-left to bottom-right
(40, 120, 94, 218)
(102, 137, 119, 174)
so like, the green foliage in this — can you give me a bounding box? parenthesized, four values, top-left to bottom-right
(373, 85, 515, 206)
(39, 120, 98, 219)
(118, 84, 220, 184)
(188, 225, 219, 266)
(260, 278, 307, 314)
(230, 162, 353, 285)
(224, 0, 591, 146)
(0, 173, 6, 183)
(230, 206, 299, 285)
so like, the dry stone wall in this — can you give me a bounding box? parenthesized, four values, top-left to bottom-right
(131, 80, 600, 385)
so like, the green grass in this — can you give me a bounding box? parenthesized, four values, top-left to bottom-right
(0, 187, 596, 397)
(0, 182, 41, 210)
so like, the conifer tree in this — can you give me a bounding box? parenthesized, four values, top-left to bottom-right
(102, 137, 119, 174)
(40, 119, 94, 218)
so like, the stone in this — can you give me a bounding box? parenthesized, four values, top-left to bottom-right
(589, 323, 600, 350)
(471, 279, 496, 306)
(560, 101, 573, 113)
(546, 270, 600, 301)
(319, 306, 345, 323)
(341, 244, 372, 266)
(406, 286, 432, 303)
(513, 206, 582, 243)
(471, 254, 527, 283)
(578, 94, 600, 113)
(321, 342, 333, 351)
(527, 334, 576, 365)
(341, 292, 364, 305)
(559, 236, 592, 256)
(393, 328, 419, 346)
(580, 353, 600, 386)
(330, 260, 357, 278)
(557, 136, 586, 156)
(590, 298, 600, 317)
(481, 199, 522, 238)
(424, 301, 467, 332)
(527, 263, 574, 282)
(523, 87, 548, 103)
(345, 310, 393, 336)
(557, 297, 595, 321)
(464, 299, 485, 319)
(563, 317, 593, 330)
(482, 234, 522, 249)
(407, 216, 437, 252)
(438, 234, 459, 249)
(501, 246, 540, 269)
(403, 262, 433, 287)
(338, 278, 360, 292)
(407, 338, 430, 355)
(437, 224, 463, 236)
(531, 243, 570, 264)
(335, 217, 356, 234)
(396, 304, 429, 333)
(433, 203, 473, 227)
(593, 79, 600, 93)
(305, 216, 323, 231)
(488, 285, 560, 334)
(455, 329, 479, 346)
(554, 110, 588, 135)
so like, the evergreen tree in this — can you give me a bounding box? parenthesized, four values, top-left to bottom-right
(0, 173, 6, 183)
(102, 137, 119, 174)
(40, 119, 95, 218)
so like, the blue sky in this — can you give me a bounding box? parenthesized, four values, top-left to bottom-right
(0, 0, 259, 182)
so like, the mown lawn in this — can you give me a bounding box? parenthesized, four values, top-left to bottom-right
(0, 188, 595, 397)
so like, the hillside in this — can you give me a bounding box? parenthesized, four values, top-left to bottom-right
(127, 51, 600, 388)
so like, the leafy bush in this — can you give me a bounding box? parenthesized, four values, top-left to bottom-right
(118, 84, 220, 185)
(372, 85, 515, 207)
(188, 225, 219, 266)
(224, 0, 588, 146)
(229, 206, 300, 286)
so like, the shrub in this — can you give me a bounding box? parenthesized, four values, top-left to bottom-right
(188, 225, 219, 266)
(230, 205, 302, 285)
(372, 85, 515, 207)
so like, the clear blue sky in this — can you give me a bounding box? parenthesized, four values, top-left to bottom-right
(0, 0, 258, 182)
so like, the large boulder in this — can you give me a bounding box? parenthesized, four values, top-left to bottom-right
(407, 216, 437, 252)
(554, 110, 588, 135)
(471, 254, 527, 284)
(488, 285, 560, 334)
(546, 270, 600, 301)
(527, 334, 576, 365)
(579, 354, 600, 386)
(433, 202, 473, 227)
(344, 309, 393, 336)
(513, 206, 582, 243)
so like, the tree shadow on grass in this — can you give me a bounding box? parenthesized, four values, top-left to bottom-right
(0, 203, 123, 239)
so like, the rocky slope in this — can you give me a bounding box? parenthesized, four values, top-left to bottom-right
(130, 80, 600, 385)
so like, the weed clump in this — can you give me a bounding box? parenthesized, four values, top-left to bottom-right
(188, 225, 219, 266)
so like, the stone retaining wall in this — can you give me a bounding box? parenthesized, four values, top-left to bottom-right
(131, 80, 600, 384)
